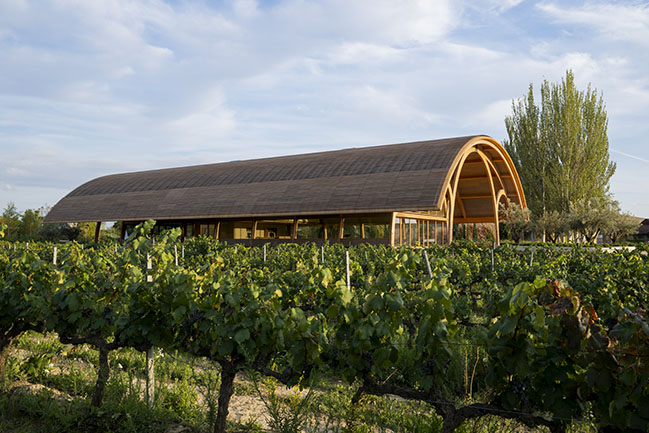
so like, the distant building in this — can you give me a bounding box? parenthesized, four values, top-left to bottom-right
(44, 135, 526, 246)
(636, 218, 649, 242)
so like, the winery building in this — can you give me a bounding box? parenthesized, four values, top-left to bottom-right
(44, 135, 527, 246)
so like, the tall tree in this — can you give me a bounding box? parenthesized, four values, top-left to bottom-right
(0, 202, 21, 242)
(504, 70, 616, 218)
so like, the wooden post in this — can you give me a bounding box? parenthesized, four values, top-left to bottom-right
(144, 255, 155, 407)
(345, 250, 350, 290)
(321, 219, 327, 240)
(174, 245, 178, 266)
(146, 347, 155, 407)
(321, 246, 324, 264)
(423, 251, 433, 280)
(529, 247, 534, 267)
(425, 221, 429, 246)
(361, 223, 365, 239)
(53, 247, 57, 265)
(292, 218, 298, 240)
(434, 222, 437, 244)
(215, 221, 220, 240)
(252, 220, 258, 239)
(389, 213, 396, 247)
(338, 216, 344, 241)
(491, 247, 495, 273)
(120, 222, 126, 241)
(94, 222, 101, 243)
(263, 244, 267, 263)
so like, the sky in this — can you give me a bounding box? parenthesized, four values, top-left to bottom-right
(1, 0, 649, 217)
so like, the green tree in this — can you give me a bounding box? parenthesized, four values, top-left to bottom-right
(499, 199, 530, 242)
(18, 208, 43, 241)
(605, 203, 640, 243)
(568, 197, 611, 243)
(504, 70, 616, 219)
(0, 203, 21, 241)
(534, 210, 568, 243)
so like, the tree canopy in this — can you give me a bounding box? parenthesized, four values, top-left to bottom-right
(504, 70, 616, 218)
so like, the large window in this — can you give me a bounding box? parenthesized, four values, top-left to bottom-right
(255, 219, 294, 239)
(394, 218, 446, 246)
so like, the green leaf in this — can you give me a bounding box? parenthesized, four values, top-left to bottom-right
(234, 328, 250, 344)
(67, 293, 80, 311)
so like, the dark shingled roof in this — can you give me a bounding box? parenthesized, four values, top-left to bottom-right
(44, 135, 482, 223)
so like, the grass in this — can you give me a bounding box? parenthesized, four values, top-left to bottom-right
(1, 332, 597, 433)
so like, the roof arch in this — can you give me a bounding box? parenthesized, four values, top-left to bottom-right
(44, 135, 526, 233)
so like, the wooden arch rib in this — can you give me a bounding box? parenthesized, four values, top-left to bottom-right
(439, 136, 527, 244)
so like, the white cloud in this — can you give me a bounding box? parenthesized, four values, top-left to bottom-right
(231, 0, 259, 19)
(167, 88, 237, 145)
(327, 42, 404, 65)
(268, 0, 458, 46)
(538, 2, 649, 45)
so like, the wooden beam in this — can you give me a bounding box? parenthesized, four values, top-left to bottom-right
(459, 174, 512, 181)
(394, 212, 446, 222)
(461, 193, 518, 200)
(94, 222, 101, 243)
(454, 217, 500, 223)
(456, 195, 467, 219)
(462, 160, 486, 165)
(460, 194, 492, 199)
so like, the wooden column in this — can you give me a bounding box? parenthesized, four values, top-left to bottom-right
(361, 223, 365, 239)
(252, 220, 258, 239)
(389, 213, 396, 246)
(292, 218, 298, 240)
(338, 216, 344, 241)
(434, 222, 437, 244)
(94, 222, 101, 243)
(321, 219, 327, 240)
(215, 221, 220, 240)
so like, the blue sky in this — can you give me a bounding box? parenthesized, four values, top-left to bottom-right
(1, 0, 648, 217)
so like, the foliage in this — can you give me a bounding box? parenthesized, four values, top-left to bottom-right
(534, 210, 568, 243)
(499, 199, 530, 242)
(0, 202, 21, 241)
(504, 70, 616, 218)
(606, 209, 640, 243)
(1, 224, 649, 432)
(568, 196, 639, 243)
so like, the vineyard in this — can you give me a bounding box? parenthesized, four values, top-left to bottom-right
(1, 220, 648, 433)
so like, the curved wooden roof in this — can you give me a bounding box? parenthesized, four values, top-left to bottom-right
(44, 135, 526, 223)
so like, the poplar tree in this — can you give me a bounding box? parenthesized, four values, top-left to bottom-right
(503, 70, 616, 218)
